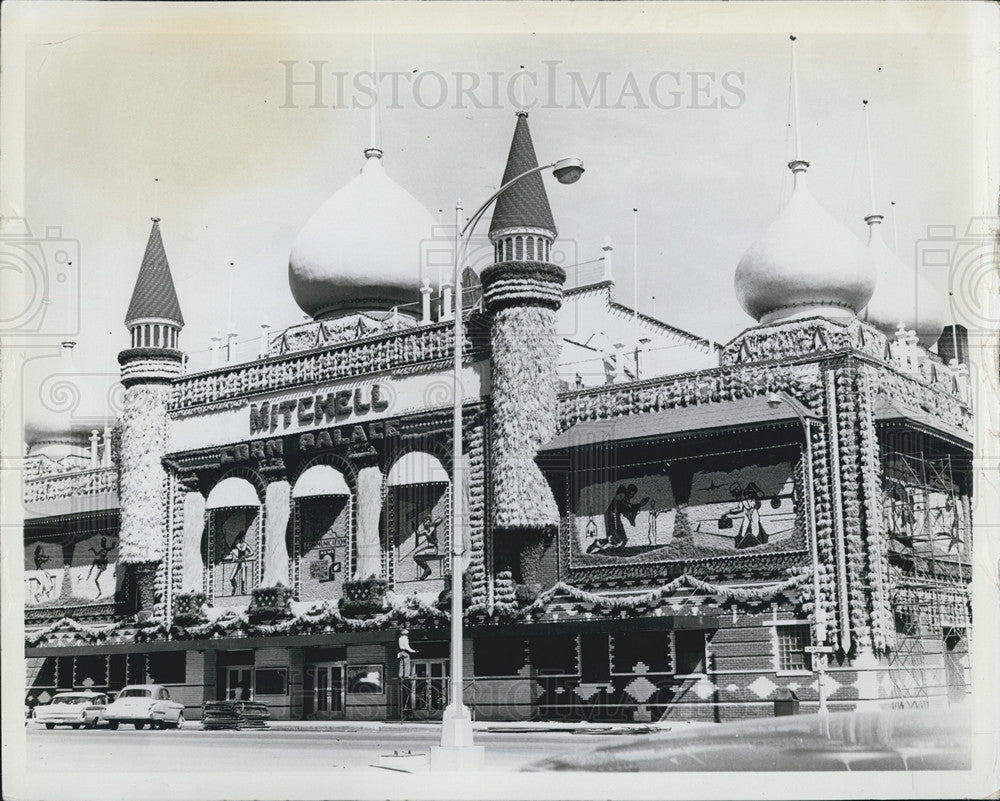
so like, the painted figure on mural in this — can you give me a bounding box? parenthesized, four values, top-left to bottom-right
(86, 536, 117, 596)
(604, 484, 649, 548)
(724, 482, 768, 549)
(412, 515, 443, 580)
(33, 544, 50, 572)
(227, 531, 252, 595)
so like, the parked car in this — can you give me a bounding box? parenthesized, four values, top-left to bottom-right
(34, 691, 109, 730)
(102, 684, 185, 730)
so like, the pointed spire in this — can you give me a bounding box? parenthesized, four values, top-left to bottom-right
(125, 218, 184, 326)
(489, 112, 556, 238)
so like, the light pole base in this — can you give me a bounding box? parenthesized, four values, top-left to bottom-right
(439, 702, 476, 747)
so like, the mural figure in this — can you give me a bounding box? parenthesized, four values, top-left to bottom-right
(33, 544, 51, 571)
(318, 550, 341, 581)
(86, 536, 117, 597)
(226, 531, 252, 595)
(412, 515, 444, 580)
(723, 482, 767, 549)
(647, 501, 662, 545)
(604, 484, 649, 548)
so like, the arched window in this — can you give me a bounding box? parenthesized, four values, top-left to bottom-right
(205, 477, 261, 602)
(385, 452, 450, 594)
(526, 236, 535, 260)
(515, 236, 523, 260)
(292, 465, 352, 600)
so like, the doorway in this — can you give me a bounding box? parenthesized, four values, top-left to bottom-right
(225, 666, 254, 701)
(407, 658, 449, 719)
(304, 662, 346, 719)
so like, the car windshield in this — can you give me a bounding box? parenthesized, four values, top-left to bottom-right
(117, 688, 152, 698)
(50, 696, 90, 705)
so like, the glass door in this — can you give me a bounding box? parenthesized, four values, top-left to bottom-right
(410, 659, 449, 719)
(226, 667, 254, 701)
(307, 663, 345, 718)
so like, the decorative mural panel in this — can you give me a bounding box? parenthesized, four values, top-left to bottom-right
(297, 496, 351, 602)
(211, 508, 260, 601)
(24, 532, 121, 606)
(386, 483, 449, 597)
(567, 449, 804, 569)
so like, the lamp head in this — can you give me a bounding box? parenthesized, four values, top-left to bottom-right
(552, 157, 584, 184)
(766, 392, 783, 409)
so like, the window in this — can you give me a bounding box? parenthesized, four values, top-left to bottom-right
(147, 651, 186, 685)
(254, 668, 289, 696)
(474, 637, 525, 676)
(119, 688, 152, 698)
(347, 664, 384, 694)
(673, 630, 707, 676)
(580, 633, 611, 682)
(611, 632, 671, 675)
(776, 625, 811, 672)
(529, 635, 578, 676)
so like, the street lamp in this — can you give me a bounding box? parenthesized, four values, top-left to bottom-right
(766, 392, 830, 716)
(433, 157, 584, 767)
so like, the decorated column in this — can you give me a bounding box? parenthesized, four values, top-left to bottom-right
(118, 218, 185, 620)
(481, 112, 563, 594)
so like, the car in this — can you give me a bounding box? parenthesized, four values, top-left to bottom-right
(34, 691, 109, 730)
(524, 703, 972, 772)
(101, 684, 185, 730)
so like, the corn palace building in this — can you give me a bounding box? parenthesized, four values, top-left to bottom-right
(22, 111, 973, 723)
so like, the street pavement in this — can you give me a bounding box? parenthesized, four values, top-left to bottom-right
(23, 721, 657, 774)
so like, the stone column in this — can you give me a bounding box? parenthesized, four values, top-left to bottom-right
(261, 479, 292, 587)
(180, 490, 207, 594)
(353, 465, 383, 579)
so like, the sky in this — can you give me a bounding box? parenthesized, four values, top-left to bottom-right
(4, 2, 986, 430)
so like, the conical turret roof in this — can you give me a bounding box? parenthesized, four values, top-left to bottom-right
(125, 218, 184, 326)
(489, 112, 556, 237)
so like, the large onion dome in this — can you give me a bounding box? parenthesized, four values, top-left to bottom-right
(288, 149, 436, 320)
(735, 160, 875, 324)
(862, 215, 946, 348)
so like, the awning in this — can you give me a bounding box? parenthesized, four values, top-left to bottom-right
(540, 395, 818, 453)
(205, 477, 261, 509)
(874, 398, 972, 446)
(292, 464, 350, 498)
(386, 451, 449, 486)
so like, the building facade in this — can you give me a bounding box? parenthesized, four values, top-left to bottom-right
(23, 113, 972, 723)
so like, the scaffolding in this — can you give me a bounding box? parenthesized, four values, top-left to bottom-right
(881, 450, 972, 708)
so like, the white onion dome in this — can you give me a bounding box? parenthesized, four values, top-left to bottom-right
(862, 215, 946, 348)
(288, 149, 436, 320)
(735, 160, 875, 324)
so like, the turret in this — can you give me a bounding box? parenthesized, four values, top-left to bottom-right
(117, 218, 185, 619)
(480, 112, 565, 592)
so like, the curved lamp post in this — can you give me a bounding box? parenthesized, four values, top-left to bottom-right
(766, 392, 830, 716)
(436, 157, 584, 762)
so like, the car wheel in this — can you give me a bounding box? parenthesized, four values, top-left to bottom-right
(85, 721, 96, 730)
(108, 721, 119, 730)
(174, 712, 185, 730)
(45, 723, 55, 730)
(71, 723, 81, 730)
(134, 722, 146, 730)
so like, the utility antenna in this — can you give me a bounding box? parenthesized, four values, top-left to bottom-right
(370, 34, 382, 152)
(890, 201, 899, 254)
(862, 99, 877, 213)
(789, 36, 803, 161)
(518, 65, 527, 112)
(153, 177, 160, 219)
(632, 208, 639, 319)
(227, 261, 235, 334)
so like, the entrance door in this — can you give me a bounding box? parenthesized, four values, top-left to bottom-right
(409, 659, 449, 719)
(307, 663, 345, 719)
(226, 667, 254, 701)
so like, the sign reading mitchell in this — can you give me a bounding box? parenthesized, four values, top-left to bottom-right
(249, 384, 391, 435)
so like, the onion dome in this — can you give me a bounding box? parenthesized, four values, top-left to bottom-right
(288, 149, 436, 320)
(735, 161, 875, 324)
(862, 215, 946, 348)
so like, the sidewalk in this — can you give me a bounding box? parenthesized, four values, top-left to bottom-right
(262, 718, 708, 734)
